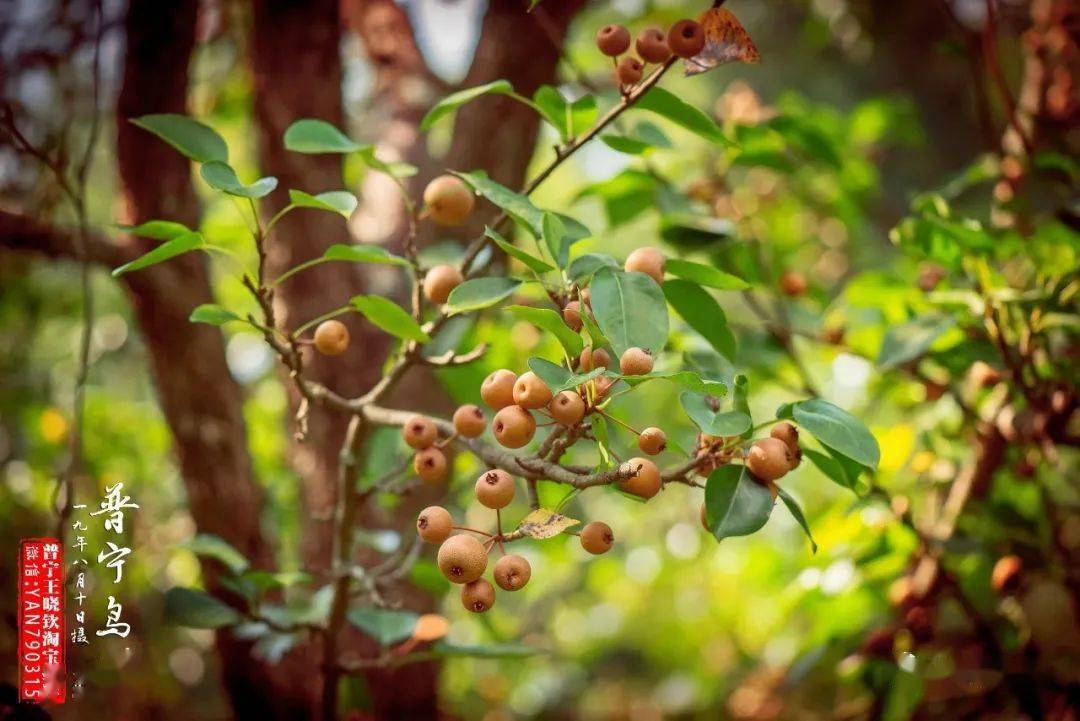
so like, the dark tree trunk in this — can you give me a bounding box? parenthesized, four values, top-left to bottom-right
(115, 1, 315, 718)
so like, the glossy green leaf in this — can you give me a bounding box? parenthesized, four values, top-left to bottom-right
(636, 87, 728, 145)
(704, 465, 774, 541)
(785, 399, 880, 469)
(200, 162, 278, 199)
(358, 147, 418, 179)
(507, 305, 583, 358)
(541, 212, 565, 268)
(732, 375, 752, 436)
(621, 371, 726, 397)
(112, 232, 203, 277)
(421, 80, 516, 130)
(568, 94, 598, 138)
(131, 114, 228, 163)
(660, 215, 736, 248)
(164, 587, 241, 629)
(346, 608, 418, 646)
(803, 447, 859, 490)
(532, 85, 570, 140)
(776, 487, 817, 553)
(567, 253, 619, 282)
(118, 220, 193, 240)
(665, 258, 748, 290)
(663, 279, 736, 360)
(183, 534, 250, 574)
(350, 295, 430, 342)
(189, 304, 243, 326)
(454, 171, 542, 236)
(876, 314, 954, 369)
(288, 190, 358, 217)
(486, 227, 554, 274)
(284, 119, 366, 153)
(590, 268, 669, 355)
(680, 392, 750, 436)
(445, 277, 522, 315)
(528, 357, 572, 390)
(600, 121, 673, 155)
(323, 244, 411, 267)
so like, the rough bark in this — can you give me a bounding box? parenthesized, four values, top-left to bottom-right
(114, 1, 315, 718)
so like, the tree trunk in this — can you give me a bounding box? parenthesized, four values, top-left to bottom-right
(115, 1, 316, 717)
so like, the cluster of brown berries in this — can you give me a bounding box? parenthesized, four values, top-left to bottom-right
(698, 422, 803, 526)
(596, 19, 706, 89)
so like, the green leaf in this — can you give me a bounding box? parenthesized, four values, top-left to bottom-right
(288, 190, 358, 217)
(284, 119, 365, 153)
(532, 85, 570, 140)
(599, 122, 673, 155)
(877, 314, 954, 369)
(665, 258, 748, 290)
(554, 367, 607, 393)
(323, 244, 411, 267)
(883, 670, 924, 721)
(660, 215, 736, 248)
(421, 80, 516, 131)
(432, 642, 543, 659)
(528, 357, 572, 390)
(580, 308, 610, 349)
(112, 232, 203, 276)
(732, 375, 752, 436)
(350, 295, 430, 343)
(183, 534, 250, 574)
(507, 305, 583, 358)
(454, 171, 542, 236)
(118, 220, 192, 240)
(445, 277, 522, 315)
(636, 87, 728, 145)
(776, 487, 817, 553)
(621, 371, 726, 397)
(358, 147, 418, 179)
(680, 392, 750, 436)
(803, 447, 859, 490)
(567, 253, 618, 282)
(704, 465, 774, 541)
(200, 161, 278, 198)
(590, 268, 669, 355)
(788, 399, 880, 469)
(663, 279, 736, 360)
(131, 114, 228, 163)
(485, 227, 554, 274)
(346, 608, 418, 646)
(190, 304, 243, 326)
(568, 94, 598, 138)
(164, 587, 241, 629)
(541, 212, 566, 268)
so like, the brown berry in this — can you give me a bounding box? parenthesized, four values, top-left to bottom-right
(991, 554, 1023, 594)
(619, 347, 654, 376)
(580, 521, 614, 554)
(562, 301, 583, 332)
(616, 56, 644, 86)
(492, 405, 536, 449)
(423, 264, 463, 305)
(593, 375, 615, 399)
(624, 246, 665, 285)
(403, 415, 438, 449)
(596, 24, 631, 57)
(549, 391, 586, 426)
(481, 369, 518, 410)
(423, 175, 474, 226)
(513, 371, 553, 410)
(579, 346, 611, 372)
(619, 457, 662, 499)
(770, 422, 799, 455)
(452, 404, 486, 438)
(314, 320, 350, 356)
(461, 578, 496, 613)
(636, 27, 671, 64)
(493, 554, 531, 591)
(638, 427, 667, 455)
(917, 263, 946, 292)
(779, 271, 808, 297)
(413, 447, 448, 485)
(416, 506, 453, 544)
(746, 438, 793, 483)
(437, 534, 487, 584)
(475, 469, 515, 509)
(667, 19, 705, 59)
